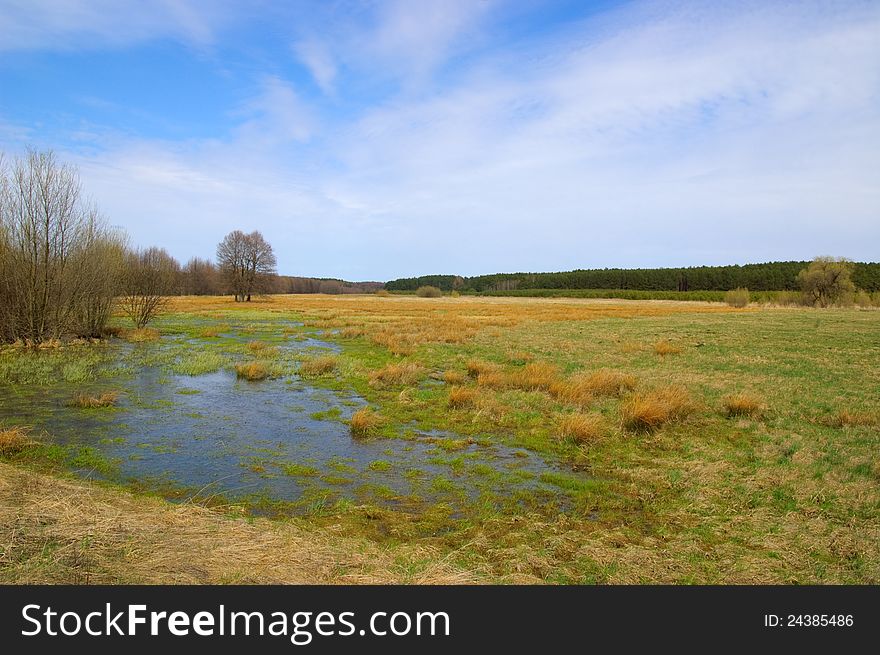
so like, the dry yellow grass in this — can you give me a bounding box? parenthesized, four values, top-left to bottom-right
(0, 461, 473, 584)
(235, 361, 271, 381)
(246, 340, 274, 354)
(467, 359, 500, 378)
(121, 327, 160, 342)
(350, 408, 383, 438)
(70, 391, 119, 408)
(0, 426, 34, 454)
(621, 386, 694, 432)
(507, 361, 560, 391)
(653, 340, 682, 356)
(162, 294, 737, 358)
(448, 386, 478, 409)
(298, 355, 338, 377)
(368, 362, 424, 387)
(340, 326, 365, 338)
(581, 369, 637, 396)
(477, 371, 507, 389)
(723, 393, 765, 418)
(442, 370, 467, 385)
(559, 413, 605, 444)
(833, 409, 878, 427)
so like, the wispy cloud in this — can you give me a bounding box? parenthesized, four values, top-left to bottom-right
(0, 0, 238, 51)
(1, 1, 877, 279)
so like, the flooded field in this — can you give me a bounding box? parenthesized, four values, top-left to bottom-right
(0, 317, 565, 515)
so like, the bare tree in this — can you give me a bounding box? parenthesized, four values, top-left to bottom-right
(216, 230, 277, 301)
(0, 149, 122, 344)
(182, 257, 220, 295)
(118, 247, 179, 328)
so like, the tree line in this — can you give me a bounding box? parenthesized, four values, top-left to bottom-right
(386, 261, 880, 293)
(0, 149, 377, 345)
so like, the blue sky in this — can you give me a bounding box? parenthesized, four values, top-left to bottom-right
(1, 0, 878, 280)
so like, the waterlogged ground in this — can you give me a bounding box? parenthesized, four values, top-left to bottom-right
(0, 317, 562, 515)
(1, 295, 878, 583)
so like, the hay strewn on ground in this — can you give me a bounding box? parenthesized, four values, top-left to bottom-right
(0, 462, 475, 584)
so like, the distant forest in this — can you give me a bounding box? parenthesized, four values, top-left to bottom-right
(384, 261, 880, 293)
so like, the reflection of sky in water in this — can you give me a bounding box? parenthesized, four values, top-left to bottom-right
(0, 334, 568, 513)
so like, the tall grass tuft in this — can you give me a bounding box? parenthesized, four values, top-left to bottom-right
(723, 393, 765, 418)
(833, 409, 877, 428)
(442, 370, 467, 385)
(368, 362, 424, 387)
(350, 408, 383, 438)
(299, 355, 338, 377)
(448, 387, 478, 409)
(122, 327, 160, 343)
(0, 426, 34, 454)
(559, 413, 605, 444)
(235, 361, 271, 381)
(724, 288, 750, 308)
(70, 391, 119, 408)
(653, 340, 682, 356)
(466, 359, 499, 378)
(622, 386, 693, 432)
(507, 361, 560, 391)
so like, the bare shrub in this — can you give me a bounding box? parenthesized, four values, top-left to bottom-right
(724, 288, 750, 308)
(118, 247, 178, 328)
(415, 285, 442, 298)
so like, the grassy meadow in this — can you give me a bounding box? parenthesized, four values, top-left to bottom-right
(1, 294, 878, 583)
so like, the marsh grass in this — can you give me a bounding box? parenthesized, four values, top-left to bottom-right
(70, 391, 119, 408)
(553, 369, 637, 404)
(621, 386, 694, 432)
(723, 393, 765, 418)
(121, 328, 160, 343)
(506, 361, 560, 391)
(442, 370, 467, 385)
(299, 355, 338, 378)
(368, 362, 424, 387)
(558, 413, 605, 444)
(448, 386, 478, 409)
(833, 409, 878, 427)
(0, 426, 35, 454)
(653, 340, 682, 356)
(350, 408, 383, 438)
(235, 361, 273, 381)
(173, 352, 225, 376)
(466, 359, 500, 378)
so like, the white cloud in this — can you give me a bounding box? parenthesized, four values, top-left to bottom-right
(2, 0, 878, 279)
(0, 0, 238, 51)
(294, 37, 337, 94)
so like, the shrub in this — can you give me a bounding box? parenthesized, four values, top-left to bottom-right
(350, 408, 383, 438)
(723, 393, 764, 418)
(449, 290, 461, 298)
(559, 413, 605, 444)
(653, 340, 681, 356)
(299, 355, 338, 377)
(235, 361, 271, 381)
(70, 391, 118, 408)
(368, 362, 424, 387)
(622, 386, 693, 432)
(854, 290, 873, 308)
(798, 257, 856, 307)
(724, 288, 750, 308)
(415, 286, 443, 298)
(448, 387, 478, 409)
